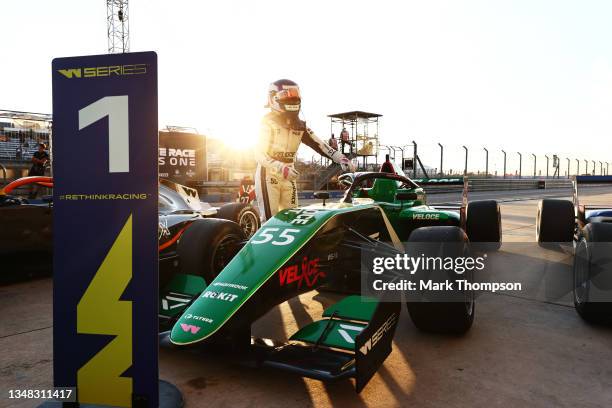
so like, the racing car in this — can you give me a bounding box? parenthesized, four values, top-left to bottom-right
(161, 166, 502, 392)
(0, 176, 260, 283)
(536, 179, 612, 323)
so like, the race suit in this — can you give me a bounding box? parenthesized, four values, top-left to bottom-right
(255, 112, 345, 220)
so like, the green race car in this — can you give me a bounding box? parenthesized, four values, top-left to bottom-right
(161, 169, 502, 392)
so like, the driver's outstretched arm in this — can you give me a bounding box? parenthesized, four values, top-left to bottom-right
(303, 127, 354, 172)
(302, 127, 345, 163)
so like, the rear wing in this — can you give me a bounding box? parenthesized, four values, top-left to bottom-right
(572, 176, 612, 209)
(572, 176, 612, 224)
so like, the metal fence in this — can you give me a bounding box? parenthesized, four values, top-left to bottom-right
(308, 141, 610, 179)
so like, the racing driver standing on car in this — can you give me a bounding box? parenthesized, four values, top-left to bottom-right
(255, 79, 355, 220)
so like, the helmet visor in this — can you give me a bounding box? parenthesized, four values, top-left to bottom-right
(275, 87, 301, 105)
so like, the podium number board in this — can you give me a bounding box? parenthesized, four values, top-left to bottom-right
(52, 51, 158, 407)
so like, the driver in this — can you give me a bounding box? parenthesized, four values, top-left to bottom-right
(255, 79, 354, 220)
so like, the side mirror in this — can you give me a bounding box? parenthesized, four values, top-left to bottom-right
(396, 192, 418, 201)
(314, 191, 330, 206)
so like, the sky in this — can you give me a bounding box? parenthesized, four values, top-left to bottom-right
(1, 0, 611, 175)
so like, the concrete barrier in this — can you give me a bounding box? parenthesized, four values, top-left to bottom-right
(197, 177, 576, 202)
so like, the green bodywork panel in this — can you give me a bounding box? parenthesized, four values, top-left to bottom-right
(169, 173, 460, 345)
(159, 274, 207, 319)
(290, 318, 368, 351)
(170, 203, 383, 345)
(355, 179, 459, 241)
(322, 295, 378, 322)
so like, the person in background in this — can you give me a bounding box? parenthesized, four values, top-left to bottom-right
(340, 127, 351, 155)
(328, 133, 338, 150)
(28, 143, 49, 199)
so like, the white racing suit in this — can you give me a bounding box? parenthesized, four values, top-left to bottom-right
(255, 112, 346, 220)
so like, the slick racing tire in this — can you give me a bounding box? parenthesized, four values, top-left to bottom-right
(406, 226, 475, 334)
(573, 223, 612, 324)
(536, 199, 574, 244)
(217, 202, 260, 238)
(466, 200, 501, 251)
(177, 219, 245, 285)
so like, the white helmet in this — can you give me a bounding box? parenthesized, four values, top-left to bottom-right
(267, 79, 301, 114)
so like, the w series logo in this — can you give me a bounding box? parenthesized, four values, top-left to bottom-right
(57, 64, 147, 79)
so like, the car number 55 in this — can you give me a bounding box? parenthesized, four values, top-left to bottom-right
(252, 228, 300, 246)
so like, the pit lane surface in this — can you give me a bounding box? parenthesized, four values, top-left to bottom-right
(1, 188, 612, 407)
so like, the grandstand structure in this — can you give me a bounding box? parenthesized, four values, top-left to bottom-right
(0, 110, 52, 181)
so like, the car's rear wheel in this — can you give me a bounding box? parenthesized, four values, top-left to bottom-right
(536, 199, 574, 243)
(466, 200, 501, 251)
(573, 222, 612, 324)
(177, 219, 245, 284)
(217, 202, 260, 238)
(406, 226, 475, 334)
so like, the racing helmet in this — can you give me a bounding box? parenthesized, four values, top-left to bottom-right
(267, 79, 301, 115)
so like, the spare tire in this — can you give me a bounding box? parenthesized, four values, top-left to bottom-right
(536, 199, 574, 243)
(217, 202, 260, 238)
(177, 219, 244, 285)
(466, 200, 502, 251)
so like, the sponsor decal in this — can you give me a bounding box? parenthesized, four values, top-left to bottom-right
(158, 219, 171, 240)
(272, 152, 295, 160)
(213, 282, 248, 291)
(359, 313, 397, 356)
(201, 291, 238, 302)
(412, 213, 440, 220)
(179, 323, 201, 334)
(183, 313, 213, 324)
(158, 147, 196, 167)
(279, 257, 325, 288)
(161, 293, 192, 311)
(337, 323, 364, 344)
(57, 64, 147, 79)
(287, 208, 319, 225)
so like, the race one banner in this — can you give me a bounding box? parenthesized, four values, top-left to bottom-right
(52, 52, 158, 407)
(158, 129, 207, 184)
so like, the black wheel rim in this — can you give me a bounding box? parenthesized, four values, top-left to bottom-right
(239, 211, 259, 238)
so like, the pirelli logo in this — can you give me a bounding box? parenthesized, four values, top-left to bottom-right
(57, 64, 147, 79)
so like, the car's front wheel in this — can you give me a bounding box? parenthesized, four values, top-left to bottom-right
(177, 219, 245, 285)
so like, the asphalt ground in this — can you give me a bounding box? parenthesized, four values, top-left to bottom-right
(1, 187, 612, 407)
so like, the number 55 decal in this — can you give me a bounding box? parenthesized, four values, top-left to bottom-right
(252, 228, 300, 246)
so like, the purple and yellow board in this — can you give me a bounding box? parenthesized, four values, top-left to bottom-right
(52, 52, 158, 407)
